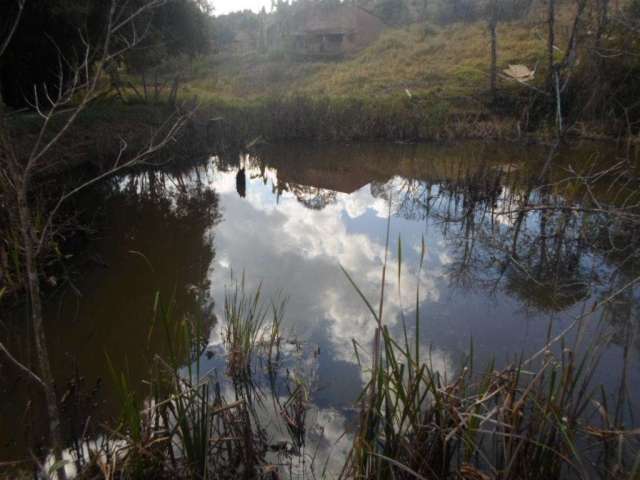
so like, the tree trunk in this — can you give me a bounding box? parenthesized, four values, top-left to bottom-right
(594, 0, 609, 98)
(489, 3, 498, 101)
(595, 0, 609, 49)
(547, 0, 556, 90)
(16, 187, 67, 480)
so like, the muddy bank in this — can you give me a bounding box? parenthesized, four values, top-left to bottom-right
(6, 95, 631, 180)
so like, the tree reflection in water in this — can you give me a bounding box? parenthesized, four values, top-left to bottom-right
(251, 142, 639, 352)
(3, 142, 639, 473)
(0, 164, 221, 460)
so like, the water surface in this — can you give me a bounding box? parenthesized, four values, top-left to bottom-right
(1, 141, 638, 471)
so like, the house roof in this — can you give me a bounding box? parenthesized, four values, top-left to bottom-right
(290, 28, 352, 36)
(279, 167, 371, 194)
(290, 4, 372, 36)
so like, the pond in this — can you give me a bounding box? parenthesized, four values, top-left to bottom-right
(1, 141, 639, 473)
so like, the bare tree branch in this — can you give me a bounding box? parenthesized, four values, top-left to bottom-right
(0, 0, 25, 58)
(0, 339, 45, 388)
(0, 3, 191, 478)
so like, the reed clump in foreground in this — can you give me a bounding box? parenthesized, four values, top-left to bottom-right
(342, 336, 639, 479)
(340, 235, 640, 479)
(93, 289, 279, 480)
(82, 280, 291, 480)
(28, 254, 639, 479)
(223, 277, 284, 379)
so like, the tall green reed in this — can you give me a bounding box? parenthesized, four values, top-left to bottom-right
(223, 274, 285, 378)
(340, 219, 639, 479)
(103, 292, 249, 479)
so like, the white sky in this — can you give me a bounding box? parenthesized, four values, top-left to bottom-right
(209, 0, 272, 15)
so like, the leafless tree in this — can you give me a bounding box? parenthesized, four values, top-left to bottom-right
(488, 0, 499, 101)
(546, 0, 556, 90)
(0, 0, 25, 59)
(0, 1, 195, 477)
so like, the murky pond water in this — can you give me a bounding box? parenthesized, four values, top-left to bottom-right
(2, 141, 639, 471)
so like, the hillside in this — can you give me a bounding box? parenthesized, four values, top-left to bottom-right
(185, 5, 574, 102)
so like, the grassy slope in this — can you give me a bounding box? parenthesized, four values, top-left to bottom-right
(186, 5, 571, 104)
(294, 21, 547, 97)
(168, 12, 573, 142)
(5, 8, 578, 157)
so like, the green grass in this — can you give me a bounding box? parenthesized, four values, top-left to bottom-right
(90, 246, 640, 479)
(0, 7, 586, 156)
(223, 275, 285, 378)
(155, 13, 571, 142)
(339, 226, 639, 479)
(184, 18, 551, 101)
(103, 292, 272, 479)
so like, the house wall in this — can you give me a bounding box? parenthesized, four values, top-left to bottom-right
(345, 7, 385, 52)
(289, 4, 385, 55)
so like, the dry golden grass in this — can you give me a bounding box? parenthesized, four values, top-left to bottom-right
(187, 7, 577, 101)
(293, 21, 547, 97)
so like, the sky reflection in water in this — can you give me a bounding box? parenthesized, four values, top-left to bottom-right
(207, 153, 582, 380)
(2, 142, 638, 470)
(194, 144, 638, 475)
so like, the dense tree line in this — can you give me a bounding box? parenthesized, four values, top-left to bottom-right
(0, 4, 198, 476)
(0, 0, 211, 108)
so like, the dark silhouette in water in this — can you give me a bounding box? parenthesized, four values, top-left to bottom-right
(236, 168, 246, 198)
